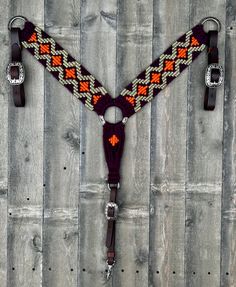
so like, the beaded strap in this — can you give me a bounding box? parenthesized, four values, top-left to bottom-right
(115, 24, 208, 117)
(20, 22, 208, 118)
(20, 21, 113, 115)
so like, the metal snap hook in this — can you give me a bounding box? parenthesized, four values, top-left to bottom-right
(200, 16, 221, 32)
(8, 16, 27, 31)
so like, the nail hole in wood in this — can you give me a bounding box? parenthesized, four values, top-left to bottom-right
(71, 268, 73, 272)
(32, 268, 35, 271)
(226, 272, 229, 275)
(105, 269, 108, 273)
(193, 271, 196, 275)
(136, 270, 139, 273)
(121, 269, 124, 272)
(43, 184, 46, 187)
(64, 167, 67, 170)
(230, 26, 233, 30)
(156, 270, 159, 274)
(48, 267, 51, 271)
(12, 267, 15, 271)
(82, 268, 86, 272)
(173, 271, 176, 274)
(9, 213, 11, 215)
(82, 152, 85, 155)
(27, 197, 30, 201)
(208, 272, 211, 275)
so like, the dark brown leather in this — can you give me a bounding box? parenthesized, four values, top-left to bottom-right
(10, 27, 25, 107)
(204, 30, 219, 111)
(106, 186, 118, 266)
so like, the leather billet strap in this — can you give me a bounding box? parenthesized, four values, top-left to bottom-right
(9, 28, 25, 106)
(105, 186, 118, 266)
(19, 21, 208, 118)
(204, 30, 220, 110)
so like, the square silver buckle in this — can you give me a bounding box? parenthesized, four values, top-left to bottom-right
(105, 202, 118, 220)
(205, 63, 223, 88)
(6, 62, 25, 85)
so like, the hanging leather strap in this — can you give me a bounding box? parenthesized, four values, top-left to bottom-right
(102, 120, 125, 278)
(9, 27, 25, 106)
(204, 30, 220, 110)
(105, 185, 118, 266)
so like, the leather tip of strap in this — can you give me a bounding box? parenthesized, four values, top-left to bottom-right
(204, 105, 215, 111)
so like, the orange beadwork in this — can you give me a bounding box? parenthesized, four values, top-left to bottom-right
(65, 68, 76, 79)
(125, 96, 135, 106)
(93, 95, 101, 105)
(28, 32, 37, 42)
(39, 43, 50, 54)
(164, 60, 175, 71)
(79, 81, 90, 92)
(109, 135, 119, 147)
(191, 36, 199, 46)
(177, 48, 188, 58)
(52, 55, 62, 66)
(137, 85, 148, 96)
(150, 72, 161, 83)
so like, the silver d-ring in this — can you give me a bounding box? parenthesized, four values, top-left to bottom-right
(8, 16, 27, 31)
(200, 16, 221, 32)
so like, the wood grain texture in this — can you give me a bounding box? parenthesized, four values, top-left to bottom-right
(221, 1, 236, 286)
(185, 1, 225, 286)
(43, 1, 81, 286)
(150, 1, 189, 286)
(1, 0, 236, 287)
(115, 0, 152, 285)
(7, 1, 44, 287)
(79, 0, 117, 286)
(0, 2, 10, 287)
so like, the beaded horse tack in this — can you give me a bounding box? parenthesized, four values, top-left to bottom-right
(6, 15, 223, 280)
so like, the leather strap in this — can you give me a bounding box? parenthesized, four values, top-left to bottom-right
(204, 30, 219, 110)
(106, 186, 118, 266)
(10, 27, 25, 107)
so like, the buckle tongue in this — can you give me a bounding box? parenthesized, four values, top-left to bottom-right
(205, 63, 223, 88)
(6, 61, 25, 85)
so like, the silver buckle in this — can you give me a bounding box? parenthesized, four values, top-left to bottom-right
(6, 62, 25, 85)
(105, 202, 118, 220)
(106, 260, 115, 280)
(205, 63, 223, 88)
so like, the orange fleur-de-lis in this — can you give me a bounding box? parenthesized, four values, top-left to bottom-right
(109, 134, 119, 147)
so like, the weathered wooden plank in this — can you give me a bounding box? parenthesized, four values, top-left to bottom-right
(221, 1, 236, 286)
(43, 1, 81, 286)
(114, 0, 152, 286)
(149, 1, 189, 286)
(0, 3, 10, 287)
(185, 1, 225, 286)
(7, 1, 44, 287)
(79, 1, 118, 285)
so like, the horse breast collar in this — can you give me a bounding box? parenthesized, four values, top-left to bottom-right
(7, 15, 223, 279)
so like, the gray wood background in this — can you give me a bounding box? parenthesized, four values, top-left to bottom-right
(0, 0, 235, 286)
